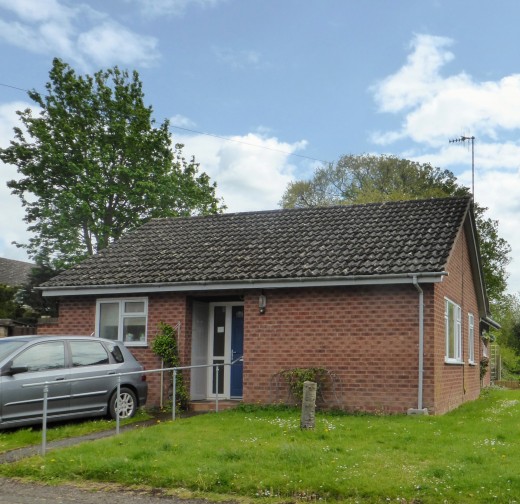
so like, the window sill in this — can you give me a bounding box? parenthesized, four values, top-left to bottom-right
(469, 361, 477, 366)
(124, 342, 147, 348)
(444, 358, 464, 365)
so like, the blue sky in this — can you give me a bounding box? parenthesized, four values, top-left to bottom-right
(1, 0, 519, 293)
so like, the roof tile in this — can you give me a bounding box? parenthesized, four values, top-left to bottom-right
(42, 197, 471, 288)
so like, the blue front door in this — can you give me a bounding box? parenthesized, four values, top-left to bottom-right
(230, 306, 244, 398)
(208, 303, 244, 399)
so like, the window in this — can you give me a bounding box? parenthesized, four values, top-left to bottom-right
(96, 298, 147, 346)
(106, 342, 125, 363)
(70, 341, 110, 367)
(468, 313, 475, 364)
(445, 298, 462, 363)
(12, 342, 66, 372)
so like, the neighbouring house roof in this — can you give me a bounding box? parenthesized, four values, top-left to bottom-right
(0, 258, 33, 287)
(41, 197, 475, 294)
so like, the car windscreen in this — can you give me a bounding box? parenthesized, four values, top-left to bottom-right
(0, 340, 26, 362)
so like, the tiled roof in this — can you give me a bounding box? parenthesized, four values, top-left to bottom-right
(0, 258, 34, 286)
(42, 197, 471, 289)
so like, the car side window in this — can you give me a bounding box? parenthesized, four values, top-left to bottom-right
(105, 342, 125, 364)
(70, 341, 110, 367)
(12, 342, 66, 372)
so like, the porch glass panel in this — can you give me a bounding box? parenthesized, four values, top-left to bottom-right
(212, 359, 225, 394)
(213, 306, 226, 356)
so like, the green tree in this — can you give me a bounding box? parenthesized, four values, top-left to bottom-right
(281, 154, 511, 303)
(15, 264, 60, 319)
(494, 294, 520, 376)
(0, 284, 24, 319)
(1, 58, 224, 270)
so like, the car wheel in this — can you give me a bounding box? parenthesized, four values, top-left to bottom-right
(109, 387, 137, 420)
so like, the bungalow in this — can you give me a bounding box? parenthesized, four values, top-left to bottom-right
(38, 196, 498, 415)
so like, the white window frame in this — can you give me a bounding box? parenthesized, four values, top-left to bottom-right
(445, 298, 462, 364)
(95, 298, 148, 347)
(468, 313, 475, 365)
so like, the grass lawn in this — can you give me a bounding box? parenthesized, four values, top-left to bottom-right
(0, 409, 151, 453)
(1, 389, 520, 503)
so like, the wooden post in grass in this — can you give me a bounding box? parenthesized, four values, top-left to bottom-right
(301, 381, 317, 429)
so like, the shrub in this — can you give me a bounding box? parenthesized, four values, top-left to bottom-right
(281, 367, 329, 404)
(151, 322, 189, 410)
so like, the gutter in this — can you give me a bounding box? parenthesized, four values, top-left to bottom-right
(481, 315, 501, 331)
(40, 271, 449, 297)
(408, 275, 429, 416)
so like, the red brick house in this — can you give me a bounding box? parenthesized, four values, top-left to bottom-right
(38, 197, 498, 415)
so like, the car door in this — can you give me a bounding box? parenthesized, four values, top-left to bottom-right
(68, 340, 118, 415)
(0, 340, 70, 427)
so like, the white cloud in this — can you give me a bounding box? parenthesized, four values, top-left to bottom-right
(173, 131, 307, 211)
(372, 34, 520, 148)
(373, 34, 457, 114)
(0, 19, 60, 55)
(78, 22, 159, 67)
(170, 114, 197, 129)
(0, 0, 160, 69)
(0, 0, 73, 23)
(129, 0, 224, 17)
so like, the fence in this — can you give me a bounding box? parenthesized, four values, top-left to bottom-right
(494, 380, 520, 389)
(23, 358, 242, 456)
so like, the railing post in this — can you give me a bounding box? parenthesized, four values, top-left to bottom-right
(215, 364, 219, 413)
(116, 376, 121, 435)
(172, 368, 177, 421)
(160, 358, 164, 410)
(41, 384, 49, 456)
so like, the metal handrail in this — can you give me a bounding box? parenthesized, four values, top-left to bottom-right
(22, 356, 244, 456)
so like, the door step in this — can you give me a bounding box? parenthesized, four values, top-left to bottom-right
(189, 399, 242, 413)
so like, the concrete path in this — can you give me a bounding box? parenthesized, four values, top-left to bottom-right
(0, 477, 233, 503)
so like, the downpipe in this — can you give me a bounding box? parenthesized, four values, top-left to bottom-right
(408, 276, 429, 415)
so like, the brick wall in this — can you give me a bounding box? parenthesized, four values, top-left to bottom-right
(38, 296, 96, 336)
(242, 285, 424, 414)
(432, 225, 481, 415)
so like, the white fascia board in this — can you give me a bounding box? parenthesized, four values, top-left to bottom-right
(41, 272, 447, 297)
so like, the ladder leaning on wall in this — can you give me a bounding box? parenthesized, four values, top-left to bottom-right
(489, 343, 501, 383)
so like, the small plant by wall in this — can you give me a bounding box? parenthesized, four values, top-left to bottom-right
(151, 322, 189, 411)
(281, 367, 329, 404)
(480, 356, 490, 382)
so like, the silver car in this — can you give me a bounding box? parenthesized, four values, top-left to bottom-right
(0, 336, 147, 429)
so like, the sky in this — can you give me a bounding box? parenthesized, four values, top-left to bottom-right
(0, 0, 519, 294)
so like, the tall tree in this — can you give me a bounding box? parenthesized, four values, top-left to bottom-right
(281, 155, 467, 208)
(281, 154, 511, 303)
(1, 58, 224, 269)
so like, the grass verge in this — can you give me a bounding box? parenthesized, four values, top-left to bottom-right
(0, 409, 151, 453)
(1, 390, 519, 503)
